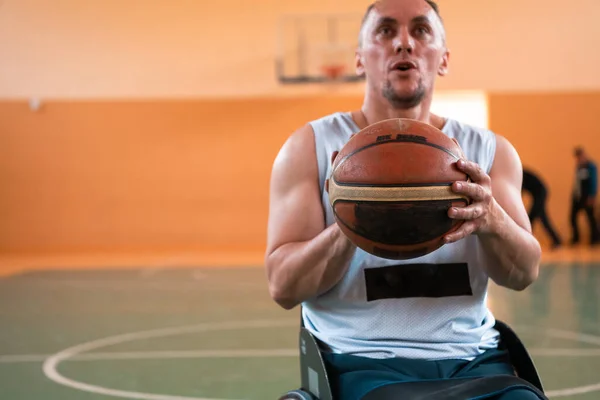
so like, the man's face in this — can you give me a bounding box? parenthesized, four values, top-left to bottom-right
(574, 148, 585, 164)
(356, 0, 449, 109)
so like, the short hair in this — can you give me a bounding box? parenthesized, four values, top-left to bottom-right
(359, 0, 444, 45)
(574, 146, 584, 156)
(425, 0, 441, 19)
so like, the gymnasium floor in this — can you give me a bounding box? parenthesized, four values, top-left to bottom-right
(1, 249, 600, 400)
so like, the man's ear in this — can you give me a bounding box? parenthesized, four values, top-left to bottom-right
(355, 48, 365, 77)
(438, 48, 450, 76)
(438, 49, 450, 76)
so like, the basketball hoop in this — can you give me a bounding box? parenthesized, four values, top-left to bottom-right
(321, 64, 347, 81)
(318, 42, 352, 86)
(275, 13, 366, 85)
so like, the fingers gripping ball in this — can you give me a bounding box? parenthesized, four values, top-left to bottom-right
(328, 118, 470, 260)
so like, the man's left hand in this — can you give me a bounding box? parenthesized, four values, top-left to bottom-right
(444, 159, 503, 243)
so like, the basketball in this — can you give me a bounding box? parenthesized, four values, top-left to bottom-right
(328, 118, 470, 260)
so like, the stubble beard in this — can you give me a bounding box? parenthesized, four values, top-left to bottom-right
(382, 79, 426, 110)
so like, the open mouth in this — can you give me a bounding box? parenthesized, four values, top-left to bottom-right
(391, 61, 417, 72)
(395, 63, 415, 71)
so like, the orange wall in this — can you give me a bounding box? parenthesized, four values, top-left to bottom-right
(2, 93, 598, 266)
(489, 92, 600, 246)
(0, 97, 362, 261)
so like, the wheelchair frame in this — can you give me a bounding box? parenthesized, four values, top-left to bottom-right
(280, 319, 545, 400)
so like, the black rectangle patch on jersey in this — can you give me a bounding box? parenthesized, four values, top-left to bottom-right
(364, 263, 472, 301)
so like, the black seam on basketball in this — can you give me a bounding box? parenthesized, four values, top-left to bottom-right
(333, 138, 461, 173)
(333, 199, 469, 206)
(331, 179, 461, 188)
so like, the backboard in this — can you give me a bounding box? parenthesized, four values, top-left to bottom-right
(276, 13, 365, 84)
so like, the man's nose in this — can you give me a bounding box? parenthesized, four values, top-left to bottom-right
(394, 27, 414, 54)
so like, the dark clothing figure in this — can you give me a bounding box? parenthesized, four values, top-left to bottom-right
(522, 169, 562, 248)
(571, 159, 599, 245)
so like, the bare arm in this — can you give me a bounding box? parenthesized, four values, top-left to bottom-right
(445, 135, 541, 291)
(265, 125, 356, 310)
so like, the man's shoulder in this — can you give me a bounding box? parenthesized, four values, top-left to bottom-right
(308, 111, 360, 142)
(307, 111, 351, 128)
(444, 118, 499, 173)
(287, 112, 350, 144)
(445, 118, 497, 138)
(444, 118, 499, 152)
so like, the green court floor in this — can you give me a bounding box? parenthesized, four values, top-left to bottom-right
(1, 263, 599, 399)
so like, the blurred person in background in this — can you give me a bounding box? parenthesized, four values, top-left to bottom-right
(522, 168, 562, 249)
(570, 147, 599, 246)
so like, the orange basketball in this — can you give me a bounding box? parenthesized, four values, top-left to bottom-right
(328, 118, 470, 260)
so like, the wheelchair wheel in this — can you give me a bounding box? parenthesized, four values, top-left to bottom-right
(278, 389, 315, 400)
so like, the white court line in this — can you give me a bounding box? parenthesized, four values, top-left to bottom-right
(42, 319, 298, 400)
(4, 347, 600, 364)
(1, 349, 297, 363)
(515, 326, 600, 398)
(16, 280, 266, 291)
(547, 384, 600, 398)
(37, 321, 600, 399)
(529, 348, 600, 357)
(1, 354, 47, 363)
(517, 326, 600, 346)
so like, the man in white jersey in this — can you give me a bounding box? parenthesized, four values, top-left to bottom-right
(265, 1, 543, 399)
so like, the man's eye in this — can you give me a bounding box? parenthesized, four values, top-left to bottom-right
(414, 26, 430, 35)
(379, 27, 394, 36)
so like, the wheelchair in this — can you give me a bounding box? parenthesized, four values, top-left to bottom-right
(279, 319, 546, 400)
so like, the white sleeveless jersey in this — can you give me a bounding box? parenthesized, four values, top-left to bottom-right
(302, 111, 500, 361)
